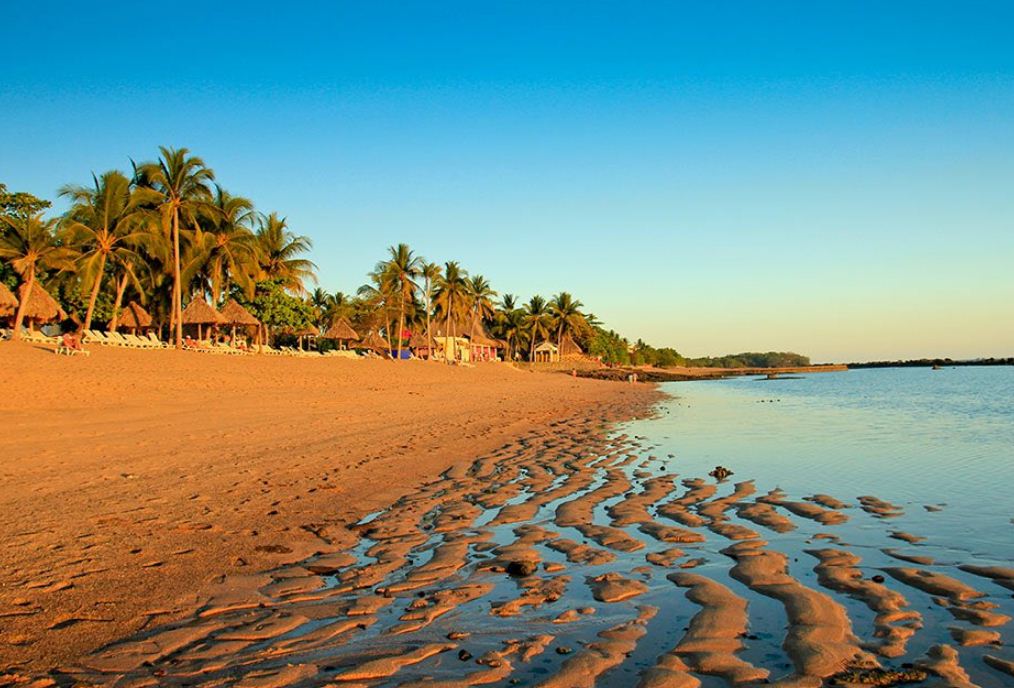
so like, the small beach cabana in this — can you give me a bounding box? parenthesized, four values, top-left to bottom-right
(0, 283, 18, 322)
(109, 301, 153, 334)
(322, 317, 359, 350)
(357, 330, 390, 356)
(533, 341, 559, 363)
(219, 299, 261, 345)
(17, 282, 66, 332)
(468, 316, 503, 362)
(181, 298, 224, 340)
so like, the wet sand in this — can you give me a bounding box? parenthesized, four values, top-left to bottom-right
(0, 342, 657, 677)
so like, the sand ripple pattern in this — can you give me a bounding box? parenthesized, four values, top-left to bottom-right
(68, 425, 1012, 687)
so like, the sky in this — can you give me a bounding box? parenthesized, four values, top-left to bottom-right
(3, 1, 1013, 362)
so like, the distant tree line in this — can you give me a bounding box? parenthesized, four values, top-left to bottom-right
(848, 357, 1013, 369)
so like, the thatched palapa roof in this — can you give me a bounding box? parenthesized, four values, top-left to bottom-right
(0, 283, 18, 317)
(292, 324, 319, 338)
(468, 316, 502, 348)
(219, 299, 260, 327)
(358, 330, 389, 352)
(181, 298, 224, 325)
(409, 332, 430, 348)
(110, 301, 152, 330)
(322, 317, 359, 341)
(560, 333, 585, 357)
(17, 282, 66, 323)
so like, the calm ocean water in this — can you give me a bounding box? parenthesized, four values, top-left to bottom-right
(620, 366, 1014, 686)
(633, 366, 1014, 550)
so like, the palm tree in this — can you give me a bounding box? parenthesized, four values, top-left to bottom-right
(433, 261, 468, 362)
(492, 294, 525, 362)
(381, 244, 422, 360)
(255, 212, 316, 294)
(524, 295, 552, 362)
(466, 274, 497, 322)
(201, 186, 259, 304)
(549, 291, 585, 353)
(59, 170, 150, 331)
(0, 213, 76, 339)
(134, 147, 216, 348)
(420, 261, 441, 358)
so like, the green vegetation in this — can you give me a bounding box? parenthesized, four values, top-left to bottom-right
(2, 148, 811, 366)
(686, 352, 811, 368)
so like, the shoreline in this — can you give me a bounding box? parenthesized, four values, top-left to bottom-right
(0, 342, 661, 676)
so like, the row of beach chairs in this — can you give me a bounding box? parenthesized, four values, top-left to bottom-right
(83, 330, 168, 349)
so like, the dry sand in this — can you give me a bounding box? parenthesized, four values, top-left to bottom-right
(0, 341, 657, 674)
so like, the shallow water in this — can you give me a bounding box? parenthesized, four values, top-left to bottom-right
(72, 367, 1014, 687)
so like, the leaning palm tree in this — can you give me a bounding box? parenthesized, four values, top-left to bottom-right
(0, 213, 77, 339)
(524, 294, 552, 362)
(381, 244, 422, 360)
(549, 291, 586, 353)
(420, 261, 441, 358)
(59, 170, 151, 331)
(134, 147, 217, 348)
(255, 212, 316, 294)
(466, 274, 497, 322)
(433, 261, 469, 362)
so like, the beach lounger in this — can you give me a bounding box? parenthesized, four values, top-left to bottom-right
(124, 333, 156, 349)
(145, 332, 168, 348)
(55, 345, 90, 356)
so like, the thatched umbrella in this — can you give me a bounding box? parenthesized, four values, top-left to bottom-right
(358, 330, 389, 355)
(17, 282, 66, 332)
(322, 317, 359, 349)
(560, 333, 585, 358)
(109, 301, 153, 334)
(219, 299, 261, 344)
(181, 298, 224, 340)
(0, 283, 17, 319)
(292, 324, 319, 350)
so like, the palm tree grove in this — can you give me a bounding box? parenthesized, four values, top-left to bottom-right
(0, 147, 703, 366)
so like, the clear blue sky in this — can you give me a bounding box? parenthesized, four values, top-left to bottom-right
(4, 2, 1013, 361)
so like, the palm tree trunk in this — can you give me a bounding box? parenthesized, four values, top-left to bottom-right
(425, 285, 433, 360)
(445, 297, 453, 362)
(529, 333, 536, 363)
(109, 272, 129, 331)
(397, 301, 405, 361)
(11, 269, 34, 341)
(172, 208, 183, 349)
(83, 254, 107, 332)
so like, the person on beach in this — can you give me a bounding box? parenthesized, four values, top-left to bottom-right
(61, 329, 84, 352)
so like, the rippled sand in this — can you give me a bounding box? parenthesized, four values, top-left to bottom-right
(58, 414, 1012, 687)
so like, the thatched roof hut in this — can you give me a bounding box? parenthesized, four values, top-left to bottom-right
(181, 298, 224, 325)
(219, 300, 260, 327)
(17, 282, 66, 324)
(292, 324, 319, 338)
(560, 333, 585, 358)
(468, 316, 501, 348)
(358, 330, 389, 353)
(0, 282, 18, 318)
(322, 317, 359, 342)
(110, 301, 153, 331)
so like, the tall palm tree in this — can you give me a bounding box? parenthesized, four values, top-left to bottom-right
(255, 212, 316, 294)
(0, 213, 76, 339)
(549, 291, 585, 353)
(201, 186, 259, 304)
(524, 294, 552, 362)
(134, 147, 216, 348)
(59, 170, 151, 331)
(433, 261, 468, 362)
(492, 294, 524, 362)
(381, 243, 422, 360)
(466, 274, 497, 322)
(420, 261, 441, 358)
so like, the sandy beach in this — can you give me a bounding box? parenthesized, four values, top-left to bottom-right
(0, 342, 658, 677)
